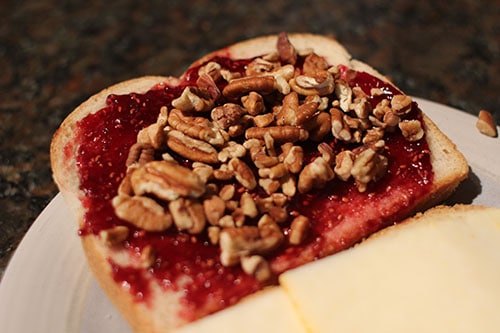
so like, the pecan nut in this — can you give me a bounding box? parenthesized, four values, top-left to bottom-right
(130, 160, 206, 201)
(476, 109, 498, 137)
(228, 157, 257, 190)
(222, 76, 276, 99)
(351, 148, 388, 192)
(245, 126, 309, 143)
(399, 119, 424, 141)
(219, 218, 284, 266)
(298, 156, 335, 193)
(166, 130, 219, 164)
(112, 194, 173, 232)
(169, 198, 206, 234)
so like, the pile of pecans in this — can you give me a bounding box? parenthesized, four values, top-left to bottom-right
(107, 33, 423, 281)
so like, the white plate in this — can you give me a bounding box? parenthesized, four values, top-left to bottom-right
(0, 98, 499, 333)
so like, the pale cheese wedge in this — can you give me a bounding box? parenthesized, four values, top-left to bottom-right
(280, 205, 500, 333)
(173, 287, 307, 333)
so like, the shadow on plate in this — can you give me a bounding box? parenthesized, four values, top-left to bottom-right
(442, 167, 481, 205)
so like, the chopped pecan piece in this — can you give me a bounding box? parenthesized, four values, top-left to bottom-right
(203, 195, 226, 225)
(391, 94, 413, 116)
(259, 162, 288, 180)
(196, 73, 221, 101)
(139, 245, 156, 268)
(351, 147, 388, 192)
(241, 255, 271, 282)
(172, 86, 214, 112)
(207, 226, 221, 245)
(330, 107, 352, 141)
(241, 91, 266, 116)
(334, 150, 354, 181)
(289, 215, 310, 245)
(399, 119, 424, 141)
(334, 79, 352, 112)
(280, 143, 304, 174)
(219, 184, 236, 201)
(303, 53, 329, 76)
(276, 91, 319, 126)
(211, 103, 246, 129)
(302, 112, 332, 142)
(203, 194, 226, 226)
(476, 109, 498, 137)
(277, 32, 297, 65)
(218, 141, 246, 163)
(99, 225, 130, 247)
(298, 156, 335, 193)
(253, 113, 274, 128)
(245, 58, 279, 76)
(192, 162, 213, 183)
(198, 61, 222, 81)
(219, 220, 284, 267)
(259, 178, 281, 195)
(228, 157, 257, 190)
(240, 192, 258, 218)
(169, 198, 206, 234)
(137, 106, 168, 149)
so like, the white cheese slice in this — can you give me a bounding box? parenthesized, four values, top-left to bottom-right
(280, 205, 500, 333)
(173, 286, 307, 333)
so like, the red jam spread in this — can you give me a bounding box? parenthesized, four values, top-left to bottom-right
(75, 55, 432, 321)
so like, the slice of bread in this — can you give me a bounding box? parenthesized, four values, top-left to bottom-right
(50, 33, 469, 332)
(280, 204, 500, 333)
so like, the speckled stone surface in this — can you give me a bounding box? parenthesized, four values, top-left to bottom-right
(0, 0, 498, 277)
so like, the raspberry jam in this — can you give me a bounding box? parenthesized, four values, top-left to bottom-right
(75, 56, 432, 321)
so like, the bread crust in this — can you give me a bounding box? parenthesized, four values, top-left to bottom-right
(50, 33, 468, 333)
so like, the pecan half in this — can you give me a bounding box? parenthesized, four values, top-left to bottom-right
(222, 76, 276, 99)
(130, 160, 205, 201)
(168, 108, 226, 146)
(126, 143, 155, 168)
(245, 126, 309, 143)
(166, 130, 219, 164)
(290, 70, 335, 96)
(112, 194, 173, 232)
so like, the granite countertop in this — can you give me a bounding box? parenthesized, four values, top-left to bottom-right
(1, 0, 498, 278)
